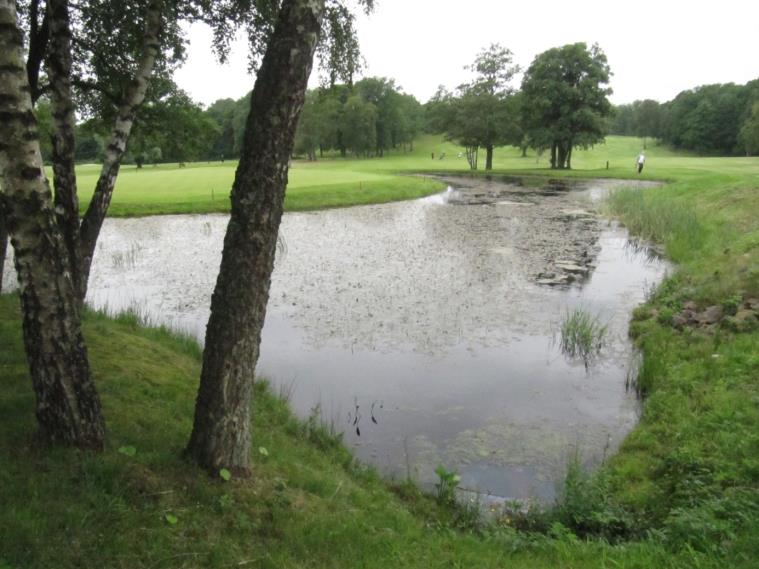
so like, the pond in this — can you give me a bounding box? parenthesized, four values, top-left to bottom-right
(2, 175, 666, 501)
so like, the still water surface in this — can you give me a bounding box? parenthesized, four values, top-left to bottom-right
(3, 176, 666, 500)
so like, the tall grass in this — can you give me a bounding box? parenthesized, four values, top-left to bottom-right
(604, 188, 706, 263)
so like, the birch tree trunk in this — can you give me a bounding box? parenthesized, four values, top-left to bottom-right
(0, 203, 7, 294)
(0, 0, 105, 449)
(0, 0, 47, 293)
(46, 0, 84, 298)
(77, 0, 163, 300)
(186, 0, 325, 475)
(465, 145, 478, 170)
(551, 140, 559, 170)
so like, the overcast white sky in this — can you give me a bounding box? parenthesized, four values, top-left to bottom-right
(174, 0, 759, 107)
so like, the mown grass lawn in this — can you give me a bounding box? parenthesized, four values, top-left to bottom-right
(70, 134, 758, 216)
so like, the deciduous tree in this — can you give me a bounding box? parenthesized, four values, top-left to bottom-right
(633, 99, 663, 148)
(0, 0, 105, 448)
(662, 82, 756, 155)
(129, 89, 221, 163)
(0, 0, 174, 448)
(186, 0, 373, 475)
(340, 94, 377, 156)
(521, 43, 612, 169)
(430, 44, 521, 170)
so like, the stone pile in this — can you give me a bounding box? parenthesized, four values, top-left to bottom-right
(671, 298, 759, 332)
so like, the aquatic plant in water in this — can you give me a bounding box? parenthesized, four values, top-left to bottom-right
(559, 308, 608, 367)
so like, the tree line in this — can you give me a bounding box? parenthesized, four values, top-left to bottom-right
(425, 42, 613, 170)
(66, 75, 423, 165)
(31, 41, 759, 172)
(198, 77, 425, 163)
(610, 80, 759, 155)
(295, 78, 423, 159)
(426, 44, 759, 167)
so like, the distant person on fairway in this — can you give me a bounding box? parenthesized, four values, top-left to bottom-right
(636, 152, 646, 174)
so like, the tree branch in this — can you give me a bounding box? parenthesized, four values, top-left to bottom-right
(26, 0, 50, 105)
(71, 77, 121, 106)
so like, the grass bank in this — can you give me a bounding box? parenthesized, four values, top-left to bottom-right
(598, 160, 759, 560)
(72, 154, 447, 216)
(0, 295, 729, 568)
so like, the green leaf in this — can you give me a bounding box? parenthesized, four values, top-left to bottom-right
(118, 445, 137, 457)
(219, 468, 232, 481)
(258, 446, 269, 457)
(164, 514, 178, 525)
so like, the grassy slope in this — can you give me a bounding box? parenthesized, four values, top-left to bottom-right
(3, 136, 758, 567)
(0, 296, 697, 569)
(597, 149, 759, 560)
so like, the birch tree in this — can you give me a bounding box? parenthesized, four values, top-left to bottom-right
(1, 0, 196, 447)
(0, 0, 105, 448)
(186, 0, 373, 474)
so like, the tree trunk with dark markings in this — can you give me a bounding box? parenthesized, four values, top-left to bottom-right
(26, 0, 49, 105)
(0, 202, 7, 294)
(46, 0, 84, 300)
(0, 0, 104, 449)
(0, 0, 48, 293)
(77, 0, 163, 301)
(186, 0, 325, 475)
(550, 141, 557, 169)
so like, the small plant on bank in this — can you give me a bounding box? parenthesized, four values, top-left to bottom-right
(117, 445, 137, 457)
(303, 403, 343, 451)
(501, 453, 637, 542)
(555, 454, 634, 540)
(559, 308, 609, 367)
(721, 293, 742, 316)
(434, 464, 461, 505)
(431, 465, 483, 532)
(656, 306, 675, 326)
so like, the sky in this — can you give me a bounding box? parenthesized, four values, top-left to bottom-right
(174, 0, 759, 107)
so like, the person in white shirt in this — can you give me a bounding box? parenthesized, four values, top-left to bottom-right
(636, 152, 646, 174)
